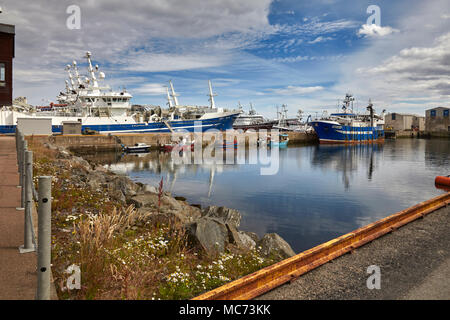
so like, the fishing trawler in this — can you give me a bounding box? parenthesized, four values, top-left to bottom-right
(273, 105, 314, 133)
(0, 52, 239, 134)
(232, 103, 277, 131)
(310, 94, 385, 144)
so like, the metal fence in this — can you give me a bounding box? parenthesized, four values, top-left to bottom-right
(15, 129, 52, 300)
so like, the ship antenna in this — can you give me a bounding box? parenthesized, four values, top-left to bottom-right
(64, 80, 70, 93)
(72, 60, 82, 86)
(169, 80, 179, 106)
(207, 80, 217, 109)
(65, 65, 75, 89)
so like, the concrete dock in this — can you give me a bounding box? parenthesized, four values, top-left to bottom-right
(0, 136, 37, 299)
(26, 131, 318, 154)
(257, 203, 450, 300)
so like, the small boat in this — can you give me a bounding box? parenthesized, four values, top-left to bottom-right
(269, 133, 289, 148)
(160, 138, 195, 152)
(123, 143, 151, 153)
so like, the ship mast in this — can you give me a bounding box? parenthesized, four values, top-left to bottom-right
(72, 60, 82, 87)
(65, 65, 75, 89)
(207, 80, 217, 109)
(342, 93, 355, 113)
(367, 99, 374, 127)
(169, 80, 179, 106)
(64, 80, 71, 93)
(85, 51, 99, 90)
(166, 86, 174, 108)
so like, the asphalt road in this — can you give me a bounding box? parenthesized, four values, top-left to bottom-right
(257, 203, 450, 300)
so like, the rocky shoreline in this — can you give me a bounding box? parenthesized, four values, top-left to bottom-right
(45, 141, 296, 261)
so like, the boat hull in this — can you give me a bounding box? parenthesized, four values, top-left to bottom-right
(124, 147, 150, 153)
(0, 112, 239, 135)
(270, 140, 289, 147)
(310, 121, 384, 144)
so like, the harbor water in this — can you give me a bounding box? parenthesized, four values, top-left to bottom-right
(90, 138, 449, 253)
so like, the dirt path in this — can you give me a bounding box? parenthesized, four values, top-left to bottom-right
(257, 203, 450, 300)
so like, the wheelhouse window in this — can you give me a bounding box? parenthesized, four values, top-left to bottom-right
(430, 110, 436, 117)
(0, 63, 5, 87)
(444, 110, 449, 117)
(391, 113, 396, 120)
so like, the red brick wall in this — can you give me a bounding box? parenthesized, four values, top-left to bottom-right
(0, 31, 15, 106)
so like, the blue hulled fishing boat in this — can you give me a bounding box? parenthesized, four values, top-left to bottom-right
(310, 94, 385, 144)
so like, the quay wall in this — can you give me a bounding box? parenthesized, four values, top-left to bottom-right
(25, 131, 318, 153)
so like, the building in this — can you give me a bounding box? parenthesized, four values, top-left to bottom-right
(0, 23, 15, 107)
(62, 121, 82, 135)
(384, 113, 425, 132)
(425, 107, 450, 135)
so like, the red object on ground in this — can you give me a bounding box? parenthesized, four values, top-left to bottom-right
(435, 176, 450, 187)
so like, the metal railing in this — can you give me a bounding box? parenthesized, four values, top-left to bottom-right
(15, 129, 52, 300)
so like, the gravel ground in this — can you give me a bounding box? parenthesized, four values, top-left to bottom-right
(257, 204, 450, 300)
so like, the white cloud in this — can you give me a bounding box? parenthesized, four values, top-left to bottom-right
(133, 83, 167, 96)
(308, 36, 333, 44)
(358, 24, 399, 37)
(0, 0, 273, 104)
(359, 32, 450, 96)
(267, 85, 324, 95)
(122, 52, 231, 72)
(273, 55, 344, 63)
(276, 18, 358, 36)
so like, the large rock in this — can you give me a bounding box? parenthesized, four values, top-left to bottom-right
(257, 233, 296, 260)
(142, 209, 194, 226)
(237, 231, 257, 251)
(129, 193, 201, 224)
(129, 193, 181, 210)
(185, 217, 229, 254)
(111, 175, 140, 198)
(226, 224, 245, 249)
(202, 206, 241, 228)
(71, 156, 92, 171)
(87, 171, 107, 190)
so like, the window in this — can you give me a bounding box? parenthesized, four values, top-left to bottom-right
(430, 110, 436, 117)
(391, 113, 396, 120)
(444, 110, 449, 117)
(0, 63, 5, 87)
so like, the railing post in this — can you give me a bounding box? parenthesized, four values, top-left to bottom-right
(19, 151, 35, 254)
(15, 129, 18, 157)
(20, 140, 28, 209)
(37, 176, 52, 300)
(17, 132, 23, 175)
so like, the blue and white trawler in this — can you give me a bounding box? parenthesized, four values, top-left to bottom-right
(310, 94, 385, 144)
(0, 52, 239, 134)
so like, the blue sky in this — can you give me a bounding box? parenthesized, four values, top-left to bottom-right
(1, 0, 449, 118)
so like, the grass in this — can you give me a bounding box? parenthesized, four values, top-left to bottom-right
(28, 138, 278, 300)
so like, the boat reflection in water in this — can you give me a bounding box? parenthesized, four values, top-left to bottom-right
(310, 143, 383, 189)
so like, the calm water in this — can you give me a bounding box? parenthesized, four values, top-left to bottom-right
(91, 139, 449, 253)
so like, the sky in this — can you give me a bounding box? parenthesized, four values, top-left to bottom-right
(0, 0, 449, 118)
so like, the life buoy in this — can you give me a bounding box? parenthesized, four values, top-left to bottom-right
(435, 175, 450, 187)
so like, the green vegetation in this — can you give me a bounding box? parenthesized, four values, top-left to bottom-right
(29, 139, 276, 300)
